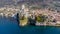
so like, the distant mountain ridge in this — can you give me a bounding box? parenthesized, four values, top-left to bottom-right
(0, 0, 60, 11)
(0, 0, 59, 6)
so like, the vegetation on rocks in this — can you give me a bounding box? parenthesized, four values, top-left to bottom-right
(20, 15, 28, 26)
(36, 14, 47, 23)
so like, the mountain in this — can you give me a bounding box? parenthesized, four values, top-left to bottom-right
(0, 0, 15, 7)
(0, 0, 60, 10)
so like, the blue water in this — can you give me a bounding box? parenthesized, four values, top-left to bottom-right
(1, 16, 60, 34)
(0, 16, 20, 34)
(20, 26, 60, 34)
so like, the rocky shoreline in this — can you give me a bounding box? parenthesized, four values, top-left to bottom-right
(20, 22, 60, 26)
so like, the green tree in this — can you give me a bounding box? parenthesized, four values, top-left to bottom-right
(36, 15, 47, 22)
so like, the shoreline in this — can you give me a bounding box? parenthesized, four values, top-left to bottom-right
(20, 23, 60, 27)
(20, 25, 60, 27)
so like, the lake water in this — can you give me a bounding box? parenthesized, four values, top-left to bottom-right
(0, 16, 60, 34)
(20, 25, 60, 34)
(0, 16, 20, 34)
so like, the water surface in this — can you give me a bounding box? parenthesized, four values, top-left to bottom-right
(0, 16, 20, 34)
(0, 16, 60, 34)
(20, 25, 60, 34)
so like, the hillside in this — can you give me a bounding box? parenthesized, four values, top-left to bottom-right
(0, 0, 60, 11)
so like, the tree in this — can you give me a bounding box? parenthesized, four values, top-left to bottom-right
(36, 14, 47, 23)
